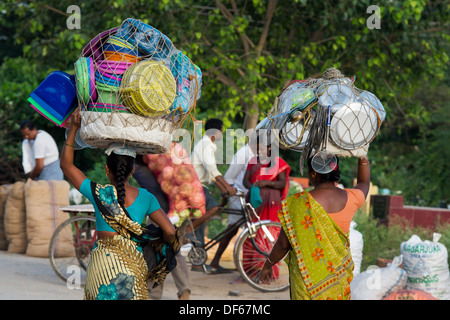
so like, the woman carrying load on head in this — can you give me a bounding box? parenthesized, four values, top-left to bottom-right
(60, 108, 179, 300)
(259, 155, 370, 300)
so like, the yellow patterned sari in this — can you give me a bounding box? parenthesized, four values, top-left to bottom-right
(279, 191, 353, 300)
(84, 181, 180, 300)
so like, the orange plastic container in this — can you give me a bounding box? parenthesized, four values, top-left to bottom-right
(104, 51, 141, 63)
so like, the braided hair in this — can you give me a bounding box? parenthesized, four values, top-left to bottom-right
(106, 153, 135, 206)
(307, 156, 341, 183)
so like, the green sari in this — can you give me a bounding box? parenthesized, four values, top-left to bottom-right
(279, 191, 353, 300)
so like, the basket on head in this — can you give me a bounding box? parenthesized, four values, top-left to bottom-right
(79, 110, 174, 154)
(266, 68, 386, 174)
(74, 19, 202, 154)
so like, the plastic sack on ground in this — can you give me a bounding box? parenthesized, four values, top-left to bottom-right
(382, 289, 439, 300)
(350, 255, 407, 300)
(401, 233, 450, 300)
(349, 221, 363, 276)
(143, 142, 205, 227)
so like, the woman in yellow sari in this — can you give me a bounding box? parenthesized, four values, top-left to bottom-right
(260, 156, 370, 300)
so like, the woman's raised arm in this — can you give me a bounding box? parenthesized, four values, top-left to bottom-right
(353, 156, 371, 199)
(60, 108, 86, 190)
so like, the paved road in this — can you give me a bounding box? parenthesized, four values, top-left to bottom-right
(0, 251, 83, 300)
(0, 250, 289, 300)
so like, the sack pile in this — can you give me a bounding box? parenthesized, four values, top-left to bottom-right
(0, 184, 11, 250)
(350, 233, 450, 300)
(0, 180, 74, 258)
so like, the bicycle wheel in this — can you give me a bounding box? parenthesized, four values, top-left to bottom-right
(234, 221, 290, 292)
(49, 216, 96, 286)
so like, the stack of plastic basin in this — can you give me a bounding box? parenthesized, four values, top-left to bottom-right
(28, 71, 78, 127)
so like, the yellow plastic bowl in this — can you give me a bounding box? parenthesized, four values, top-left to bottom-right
(120, 61, 176, 116)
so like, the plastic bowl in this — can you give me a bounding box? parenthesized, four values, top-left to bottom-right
(103, 43, 139, 57)
(30, 71, 78, 119)
(106, 35, 136, 50)
(82, 28, 118, 61)
(120, 60, 176, 116)
(95, 70, 122, 81)
(104, 50, 142, 63)
(95, 81, 123, 105)
(95, 60, 133, 74)
(97, 64, 128, 75)
(95, 71, 122, 87)
(87, 57, 97, 102)
(75, 57, 96, 105)
(28, 97, 73, 127)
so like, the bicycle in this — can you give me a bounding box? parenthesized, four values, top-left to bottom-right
(179, 191, 289, 293)
(48, 204, 96, 286)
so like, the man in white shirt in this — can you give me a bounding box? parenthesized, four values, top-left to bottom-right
(207, 138, 257, 273)
(20, 120, 63, 181)
(189, 119, 236, 272)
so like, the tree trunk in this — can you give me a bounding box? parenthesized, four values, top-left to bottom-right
(244, 89, 260, 130)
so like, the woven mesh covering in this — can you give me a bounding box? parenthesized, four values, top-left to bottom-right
(262, 68, 386, 169)
(74, 18, 202, 154)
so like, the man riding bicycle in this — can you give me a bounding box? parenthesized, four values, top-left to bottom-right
(189, 118, 236, 273)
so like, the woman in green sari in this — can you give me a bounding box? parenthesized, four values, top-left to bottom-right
(259, 156, 370, 300)
(60, 109, 178, 300)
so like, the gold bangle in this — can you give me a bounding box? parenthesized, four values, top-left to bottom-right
(65, 142, 74, 148)
(267, 256, 277, 265)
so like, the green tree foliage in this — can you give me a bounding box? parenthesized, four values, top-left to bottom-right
(0, 0, 448, 206)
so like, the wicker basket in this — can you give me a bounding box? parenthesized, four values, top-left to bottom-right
(79, 111, 174, 154)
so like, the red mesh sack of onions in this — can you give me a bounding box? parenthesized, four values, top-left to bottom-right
(143, 143, 205, 226)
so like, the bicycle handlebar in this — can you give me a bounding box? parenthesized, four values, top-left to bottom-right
(221, 190, 246, 198)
